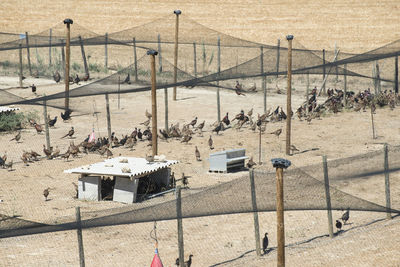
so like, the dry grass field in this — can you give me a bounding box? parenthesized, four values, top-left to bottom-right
(1, 1, 400, 266)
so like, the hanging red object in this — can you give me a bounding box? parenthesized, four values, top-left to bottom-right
(150, 248, 163, 267)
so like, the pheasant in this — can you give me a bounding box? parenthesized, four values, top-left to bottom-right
(195, 146, 201, 161)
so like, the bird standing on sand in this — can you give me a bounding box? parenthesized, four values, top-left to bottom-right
(61, 127, 75, 139)
(195, 146, 201, 161)
(336, 220, 342, 232)
(208, 135, 214, 150)
(184, 254, 193, 267)
(48, 116, 57, 127)
(30, 84, 37, 93)
(189, 117, 198, 128)
(212, 123, 222, 135)
(10, 131, 21, 142)
(43, 188, 50, 201)
(262, 232, 269, 254)
(53, 71, 61, 83)
(43, 144, 52, 159)
(34, 123, 43, 134)
(222, 112, 230, 126)
(181, 135, 192, 144)
(247, 157, 256, 168)
(269, 128, 282, 138)
(341, 208, 350, 224)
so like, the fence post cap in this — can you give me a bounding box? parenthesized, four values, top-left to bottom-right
(271, 158, 291, 169)
(286, 35, 294, 41)
(147, 50, 158, 56)
(63, 18, 73, 25)
(174, 10, 182, 15)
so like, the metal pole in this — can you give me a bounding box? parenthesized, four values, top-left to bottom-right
(286, 35, 293, 156)
(105, 94, 112, 142)
(176, 186, 184, 267)
(75, 207, 85, 267)
(158, 34, 163, 72)
(322, 156, 334, 238)
(334, 41, 338, 82)
(261, 46, 266, 113)
(306, 72, 310, 114)
(164, 88, 168, 132)
(217, 36, 221, 122)
(133, 37, 138, 82)
(249, 169, 261, 256)
(64, 19, 73, 111)
(25, 32, 32, 76)
(79, 36, 89, 77)
(344, 64, 347, 107)
(118, 76, 121, 110)
(43, 99, 51, 150)
(49, 28, 52, 66)
(384, 144, 392, 219)
(371, 105, 376, 139)
(18, 44, 23, 88)
(322, 49, 326, 95)
(173, 10, 181, 101)
(395, 56, 398, 94)
(148, 50, 158, 156)
(258, 125, 262, 164)
(276, 39, 280, 78)
(61, 40, 65, 77)
(105, 32, 108, 69)
(193, 42, 197, 78)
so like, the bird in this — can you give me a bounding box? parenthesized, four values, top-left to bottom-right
(262, 233, 269, 254)
(341, 208, 350, 224)
(208, 135, 214, 150)
(195, 146, 201, 161)
(196, 120, 205, 133)
(181, 135, 192, 144)
(82, 73, 90, 81)
(30, 150, 41, 161)
(184, 254, 193, 267)
(53, 71, 61, 83)
(72, 182, 78, 198)
(74, 74, 80, 84)
(222, 112, 230, 126)
(43, 144, 52, 158)
(30, 84, 37, 93)
(51, 146, 60, 159)
(182, 173, 189, 187)
(212, 122, 222, 135)
(61, 151, 70, 161)
(61, 127, 74, 139)
(106, 148, 113, 158)
(10, 131, 21, 142)
(122, 73, 131, 84)
(247, 157, 256, 168)
(247, 108, 253, 117)
(189, 117, 197, 127)
(336, 220, 342, 232)
(269, 128, 282, 138)
(61, 109, 72, 121)
(137, 129, 143, 140)
(48, 116, 57, 127)
(140, 119, 150, 127)
(34, 123, 43, 134)
(5, 160, 13, 171)
(145, 109, 152, 120)
(43, 188, 50, 201)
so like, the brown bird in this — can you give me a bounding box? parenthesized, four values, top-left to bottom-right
(34, 123, 43, 134)
(145, 109, 152, 120)
(10, 131, 21, 142)
(212, 122, 223, 135)
(195, 146, 201, 161)
(53, 71, 61, 83)
(61, 127, 74, 139)
(106, 148, 113, 158)
(51, 146, 60, 159)
(1, 151, 7, 163)
(196, 120, 205, 134)
(21, 153, 29, 166)
(208, 135, 214, 150)
(247, 108, 253, 117)
(247, 157, 256, 168)
(30, 150, 41, 161)
(43, 145, 52, 158)
(5, 160, 13, 171)
(61, 151, 70, 161)
(140, 119, 151, 127)
(189, 117, 198, 127)
(181, 135, 192, 144)
(43, 188, 50, 201)
(269, 128, 282, 138)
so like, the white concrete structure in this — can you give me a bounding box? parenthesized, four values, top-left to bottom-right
(65, 157, 178, 203)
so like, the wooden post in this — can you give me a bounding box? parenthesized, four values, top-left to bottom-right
(176, 186, 184, 267)
(118, 76, 121, 109)
(25, 32, 32, 76)
(258, 125, 262, 164)
(104, 32, 108, 69)
(164, 88, 169, 132)
(249, 169, 261, 256)
(18, 44, 23, 88)
(157, 34, 163, 72)
(394, 56, 398, 94)
(344, 64, 347, 107)
(306, 72, 310, 114)
(43, 99, 51, 150)
(276, 39, 280, 78)
(217, 36, 221, 122)
(133, 37, 138, 82)
(271, 158, 290, 267)
(334, 42, 338, 82)
(79, 36, 89, 77)
(322, 49, 326, 95)
(193, 42, 197, 78)
(61, 40, 65, 76)
(105, 94, 112, 142)
(173, 10, 181, 101)
(261, 46, 266, 113)
(322, 156, 334, 238)
(286, 35, 293, 156)
(75, 207, 85, 267)
(371, 105, 376, 139)
(64, 19, 73, 111)
(49, 28, 52, 66)
(384, 144, 392, 219)
(148, 50, 158, 156)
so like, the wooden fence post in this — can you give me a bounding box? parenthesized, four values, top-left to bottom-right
(79, 36, 89, 77)
(173, 10, 181, 101)
(148, 50, 158, 156)
(306, 72, 310, 114)
(49, 28, 52, 66)
(394, 56, 398, 94)
(157, 34, 163, 72)
(43, 99, 51, 150)
(217, 36, 221, 122)
(18, 44, 23, 88)
(105, 94, 112, 142)
(164, 88, 169, 132)
(249, 169, 261, 256)
(104, 32, 108, 69)
(64, 19, 73, 111)
(133, 37, 138, 82)
(322, 156, 334, 238)
(261, 46, 266, 113)
(276, 39, 280, 78)
(193, 42, 197, 78)
(25, 32, 32, 76)
(371, 105, 376, 139)
(75, 207, 85, 267)
(176, 186, 184, 267)
(61, 40, 65, 76)
(322, 49, 326, 95)
(286, 35, 293, 156)
(344, 64, 347, 107)
(118, 76, 121, 110)
(384, 144, 392, 219)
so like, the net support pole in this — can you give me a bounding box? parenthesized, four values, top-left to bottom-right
(104, 32, 108, 69)
(384, 144, 392, 219)
(249, 169, 261, 256)
(164, 88, 169, 132)
(173, 10, 181, 101)
(64, 19, 73, 111)
(334, 41, 338, 82)
(43, 99, 51, 150)
(193, 42, 197, 78)
(133, 37, 138, 82)
(371, 105, 376, 139)
(176, 186, 184, 267)
(217, 36, 221, 122)
(105, 94, 112, 143)
(271, 158, 290, 267)
(49, 28, 52, 66)
(261, 46, 266, 113)
(79, 36, 89, 78)
(286, 35, 293, 156)
(394, 56, 398, 94)
(148, 50, 158, 156)
(158, 34, 163, 72)
(276, 39, 280, 78)
(322, 49, 326, 95)
(258, 125, 262, 164)
(118, 76, 121, 110)
(75, 207, 85, 267)
(61, 40, 65, 77)
(306, 72, 310, 115)
(322, 156, 334, 238)
(344, 64, 347, 107)
(25, 32, 32, 76)
(18, 44, 23, 88)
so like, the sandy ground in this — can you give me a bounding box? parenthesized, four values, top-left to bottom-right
(0, 74, 399, 266)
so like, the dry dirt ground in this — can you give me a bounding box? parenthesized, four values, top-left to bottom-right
(1, 1, 400, 266)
